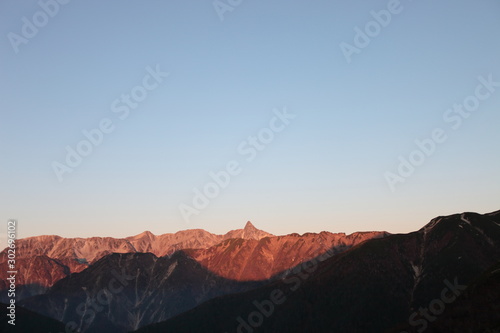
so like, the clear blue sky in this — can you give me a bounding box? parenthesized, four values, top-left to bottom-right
(1, 0, 499, 243)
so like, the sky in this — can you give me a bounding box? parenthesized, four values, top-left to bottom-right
(1, 0, 499, 244)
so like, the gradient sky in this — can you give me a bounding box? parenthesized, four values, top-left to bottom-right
(1, 0, 499, 245)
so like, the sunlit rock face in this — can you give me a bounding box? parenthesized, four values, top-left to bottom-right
(188, 230, 389, 281)
(0, 221, 274, 300)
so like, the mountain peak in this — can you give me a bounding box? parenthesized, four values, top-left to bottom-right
(244, 221, 256, 230)
(128, 230, 155, 241)
(223, 221, 273, 241)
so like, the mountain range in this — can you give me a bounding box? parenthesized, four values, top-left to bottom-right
(0, 221, 273, 300)
(134, 211, 500, 333)
(1, 210, 499, 332)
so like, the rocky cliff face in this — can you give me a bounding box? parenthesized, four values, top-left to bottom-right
(187, 230, 388, 281)
(0, 254, 89, 301)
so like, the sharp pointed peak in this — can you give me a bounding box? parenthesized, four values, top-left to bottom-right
(244, 221, 256, 230)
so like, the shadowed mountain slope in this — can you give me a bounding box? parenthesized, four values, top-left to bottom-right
(424, 259, 500, 333)
(20, 251, 265, 333)
(0, 302, 67, 333)
(133, 210, 500, 333)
